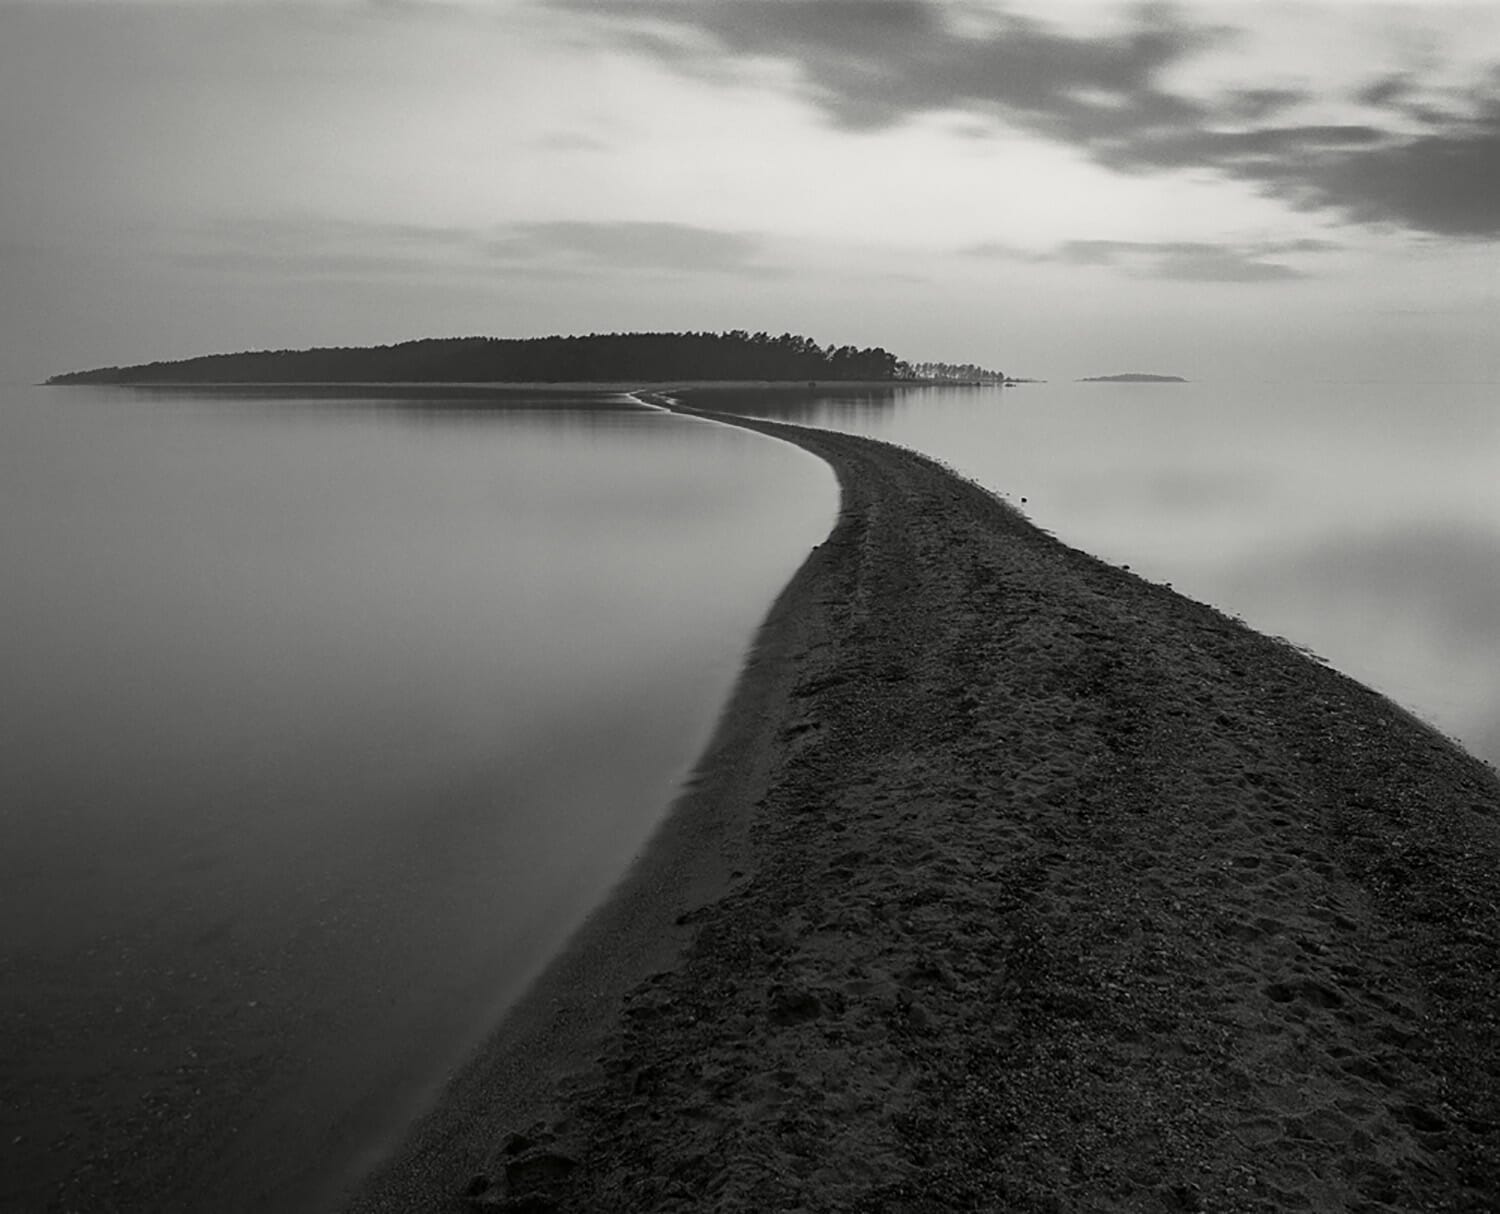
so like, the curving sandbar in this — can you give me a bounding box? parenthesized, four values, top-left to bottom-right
(350, 399, 1499, 1213)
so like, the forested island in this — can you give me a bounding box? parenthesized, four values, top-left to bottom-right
(48, 331, 951, 386)
(1078, 373, 1187, 382)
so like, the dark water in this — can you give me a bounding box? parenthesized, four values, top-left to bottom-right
(717, 380, 1500, 769)
(0, 385, 835, 1212)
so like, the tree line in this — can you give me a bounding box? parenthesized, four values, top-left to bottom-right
(907, 360, 1007, 382)
(49, 331, 919, 385)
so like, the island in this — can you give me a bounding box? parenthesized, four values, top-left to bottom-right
(48, 332, 914, 386)
(46, 334, 1032, 392)
(1078, 373, 1187, 382)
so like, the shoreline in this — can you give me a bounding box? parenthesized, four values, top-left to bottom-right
(347, 400, 1499, 1211)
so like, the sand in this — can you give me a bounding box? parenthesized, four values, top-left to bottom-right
(347, 398, 1500, 1213)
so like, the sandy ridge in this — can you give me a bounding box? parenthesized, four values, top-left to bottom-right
(355, 398, 1500, 1213)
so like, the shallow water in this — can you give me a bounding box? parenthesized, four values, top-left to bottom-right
(0, 385, 835, 1212)
(718, 380, 1500, 770)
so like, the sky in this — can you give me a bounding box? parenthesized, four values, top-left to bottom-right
(2, 0, 1498, 383)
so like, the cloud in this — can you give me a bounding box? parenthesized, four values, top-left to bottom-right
(562, 0, 1217, 136)
(966, 236, 1337, 282)
(1060, 239, 1316, 282)
(965, 240, 1026, 260)
(1355, 75, 1412, 108)
(490, 220, 774, 275)
(1221, 87, 1309, 122)
(1102, 114, 1500, 239)
(168, 215, 774, 280)
(163, 217, 489, 280)
(1247, 125, 1500, 238)
(564, 0, 1500, 239)
(1107, 123, 1389, 166)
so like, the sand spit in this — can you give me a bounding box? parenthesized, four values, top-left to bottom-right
(351, 399, 1499, 1213)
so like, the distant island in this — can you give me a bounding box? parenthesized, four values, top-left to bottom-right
(1077, 373, 1187, 383)
(47, 332, 1009, 387)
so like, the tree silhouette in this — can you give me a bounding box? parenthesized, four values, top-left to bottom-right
(49, 332, 911, 386)
(908, 360, 1006, 382)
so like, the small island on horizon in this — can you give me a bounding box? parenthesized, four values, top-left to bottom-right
(1078, 372, 1188, 382)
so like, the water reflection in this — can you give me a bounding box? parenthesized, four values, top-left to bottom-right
(118, 382, 646, 408)
(698, 384, 931, 426)
(0, 385, 836, 1213)
(711, 380, 1500, 769)
(1224, 523, 1500, 763)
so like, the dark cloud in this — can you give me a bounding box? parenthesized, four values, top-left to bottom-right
(1221, 87, 1309, 122)
(1103, 123, 1387, 168)
(491, 220, 775, 275)
(1101, 112, 1500, 238)
(1268, 237, 1341, 254)
(967, 236, 1336, 282)
(1251, 127, 1500, 237)
(560, 0, 1217, 135)
(565, 0, 1500, 239)
(1356, 74, 1413, 108)
(1054, 239, 1313, 282)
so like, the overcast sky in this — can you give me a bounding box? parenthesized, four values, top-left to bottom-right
(3, 0, 1497, 383)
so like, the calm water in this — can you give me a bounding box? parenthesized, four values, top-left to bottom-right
(0, 385, 835, 1212)
(719, 380, 1500, 770)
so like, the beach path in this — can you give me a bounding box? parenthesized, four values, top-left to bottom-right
(353, 400, 1500, 1213)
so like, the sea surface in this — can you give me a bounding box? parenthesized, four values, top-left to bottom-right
(0, 384, 836, 1212)
(721, 379, 1500, 771)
